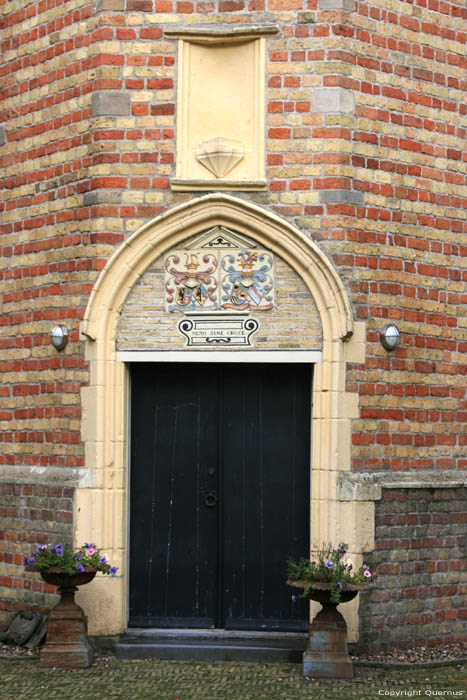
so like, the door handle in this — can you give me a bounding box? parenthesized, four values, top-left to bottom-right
(204, 491, 217, 508)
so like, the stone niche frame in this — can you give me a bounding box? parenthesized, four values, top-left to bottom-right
(167, 25, 279, 191)
(78, 194, 368, 639)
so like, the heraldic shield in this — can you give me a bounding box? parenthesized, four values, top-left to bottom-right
(165, 251, 218, 312)
(220, 251, 274, 311)
(164, 238, 275, 314)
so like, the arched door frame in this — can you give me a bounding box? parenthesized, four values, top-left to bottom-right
(78, 194, 367, 636)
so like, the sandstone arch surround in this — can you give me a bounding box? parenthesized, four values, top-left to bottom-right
(78, 194, 367, 637)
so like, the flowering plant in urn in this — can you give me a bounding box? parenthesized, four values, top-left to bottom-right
(24, 542, 118, 669)
(25, 542, 117, 577)
(287, 543, 373, 604)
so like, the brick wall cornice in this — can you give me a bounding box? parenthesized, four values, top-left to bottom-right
(338, 470, 467, 501)
(0, 465, 93, 487)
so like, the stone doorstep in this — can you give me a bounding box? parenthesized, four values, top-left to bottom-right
(115, 629, 307, 663)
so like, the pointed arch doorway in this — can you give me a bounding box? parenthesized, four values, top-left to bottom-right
(79, 194, 364, 640)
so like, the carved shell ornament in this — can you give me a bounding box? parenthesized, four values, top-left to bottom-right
(195, 137, 244, 178)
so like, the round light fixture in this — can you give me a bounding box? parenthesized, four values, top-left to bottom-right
(379, 324, 400, 351)
(51, 325, 68, 351)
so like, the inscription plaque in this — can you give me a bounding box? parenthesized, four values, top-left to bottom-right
(178, 314, 259, 347)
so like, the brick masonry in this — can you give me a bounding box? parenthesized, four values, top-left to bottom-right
(357, 486, 467, 651)
(117, 238, 323, 351)
(0, 0, 464, 473)
(0, 483, 74, 618)
(0, 0, 465, 643)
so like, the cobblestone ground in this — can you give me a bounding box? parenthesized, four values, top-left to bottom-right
(0, 658, 465, 700)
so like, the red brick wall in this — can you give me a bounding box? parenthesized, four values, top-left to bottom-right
(1, 0, 465, 474)
(0, 0, 465, 638)
(357, 486, 467, 650)
(0, 483, 73, 616)
(0, 0, 95, 470)
(343, 0, 466, 472)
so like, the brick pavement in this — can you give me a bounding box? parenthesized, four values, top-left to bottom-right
(0, 657, 464, 700)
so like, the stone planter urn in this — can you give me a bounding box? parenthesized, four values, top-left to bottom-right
(287, 579, 364, 679)
(27, 566, 96, 669)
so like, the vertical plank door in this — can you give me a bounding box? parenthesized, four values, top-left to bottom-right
(129, 362, 311, 631)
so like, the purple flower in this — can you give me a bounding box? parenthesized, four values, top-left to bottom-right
(26, 555, 35, 564)
(100, 556, 107, 565)
(338, 548, 347, 555)
(76, 563, 84, 572)
(55, 544, 63, 556)
(325, 560, 333, 569)
(110, 567, 117, 576)
(291, 595, 296, 603)
(84, 543, 90, 548)
(338, 582, 343, 590)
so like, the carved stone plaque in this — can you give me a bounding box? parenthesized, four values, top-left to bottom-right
(178, 314, 259, 347)
(165, 248, 274, 313)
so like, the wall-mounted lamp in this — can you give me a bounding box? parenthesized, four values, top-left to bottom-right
(51, 325, 68, 351)
(379, 324, 400, 351)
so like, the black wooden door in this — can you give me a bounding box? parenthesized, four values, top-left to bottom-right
(129, 362, 311, 631)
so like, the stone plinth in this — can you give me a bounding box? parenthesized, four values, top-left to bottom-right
(36, 571, 96, 669)
(303, 603, 353, 679)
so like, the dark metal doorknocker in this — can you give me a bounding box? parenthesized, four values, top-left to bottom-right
(204, 491, 217, 507)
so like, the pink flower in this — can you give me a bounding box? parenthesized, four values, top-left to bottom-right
(364, 570, 372, 578)
(87, 548, 95, 555)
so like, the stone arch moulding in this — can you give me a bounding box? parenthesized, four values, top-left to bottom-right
(77, 193, 368, 638)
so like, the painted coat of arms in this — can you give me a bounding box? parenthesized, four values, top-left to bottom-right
(165, 251, 218, 312)
(164, 235, 275, 313)
(220, 251, 274, 311)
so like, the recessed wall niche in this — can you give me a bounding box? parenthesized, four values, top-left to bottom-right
(166, 26, 279, 191)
